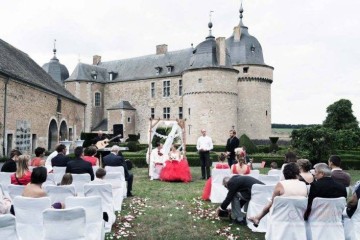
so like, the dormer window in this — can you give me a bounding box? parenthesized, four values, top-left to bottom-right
(251, 44, 255, 52)
(166, 63, 174, 74)
(155, 66, 162, 75)
(91, 70, 97, 80)
(109, 73, 114, 81)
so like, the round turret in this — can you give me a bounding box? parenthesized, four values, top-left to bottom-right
(42, 41, 69, 85)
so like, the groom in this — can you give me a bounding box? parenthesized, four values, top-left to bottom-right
(149, 142, 165, 180)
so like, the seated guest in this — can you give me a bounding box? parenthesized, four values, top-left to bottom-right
(1, 149, 22, 172)
(217, 175, 264, 225)
(58, 173, 73, 186)
(66, 147, 94, 181)
(83, 146, 99, 166)
(231, 154, 250, 175)
(202, 153, 229, 200)
(90, 168, 108, 184)
(328, 155, 351, 187)
(270, 162, 278, 170)
(345, 184, 360, 218)
(248, 163, 308, 226)
(51, 144, 70, 167)
(11, 155, 32, 185)
(0, 187, 11, 214)
(149, 142, 165, 180)
(30, 147, 46, 167)
(280, 152, 297, 180)
(297, 159, 314, 185)
(103, 145, 133, 197)
(304, 163, 347, 220)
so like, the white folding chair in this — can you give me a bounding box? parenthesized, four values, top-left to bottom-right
(104, 166, 127, 197)
(265, 196, 308, 240)
(246, 184, 275, 232)
(72, 173, 91, 196)
(92, 166, 99, 174)
(344, 200, 360, 240)
(248, 169, 260, 179)
(65, 196, 105, 240)
(44, 185, 76, 204)
(267, 169, 281, 176)
(209, 168, 231, 203)
(0, 214, 19, 240)
(8, 185, 25, 200)
(13, 196, 51, 240)
(43, 207, 86, 240)
(104, 172, 124, 211)
(258, 174, 280, 185)
(52, 166, 66, 184)
(306, 197, 346, 240)
(0, 172, 13, 196)
(84, 183, 115, 232)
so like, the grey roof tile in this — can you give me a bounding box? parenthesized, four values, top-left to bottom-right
(108, 100, 136, 110)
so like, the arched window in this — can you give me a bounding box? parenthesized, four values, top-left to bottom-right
(94, 92, 101, 107)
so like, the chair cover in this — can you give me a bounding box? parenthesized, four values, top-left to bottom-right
(52, 166, 66, 185)
(344, 200, 360, 240)
(209, 168, 231, 203)
(306, 197, 346, 240)
(44, 185, 76, 204)
(267, 169, 281, 176)
(92, 166, 99, 174)
(248, 170, 260, 179)
(265, 196, 307, 240)
(65, 196, 105, 240)
(0, 214, 19, 240)
(104, 172, 124, 211)
(8, 185, 25, 200)
(43, 172, 56, 187)
(246, 184, 275, 232)
(84, 183, 115, 232)
(258, 175, 280, 185)
(72, 174, 91, 196)
(13, 196, 51, 240)
(104, 166, 127, 197)
(43, 207, 86, 240)
(0, 172, 13, 197)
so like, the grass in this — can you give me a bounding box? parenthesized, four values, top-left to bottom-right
(106, 167, 360, 240)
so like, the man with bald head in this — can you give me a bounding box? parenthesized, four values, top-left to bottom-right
(196, 129, 213, 179)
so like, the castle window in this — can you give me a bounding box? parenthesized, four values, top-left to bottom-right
(151, 108, 155, 119)
(155, 66, 162, 75)
(151, 82, 155, 98)
(198, 78, 202, 83)
(243, 67, 249, 73)
(57, 97, 62, 113)
(166, 63, 174, 74)
(251, 44, 255, 52)
(163, 107, 170, 119)
(178, 79, 183, 96)
(163, 80, 170, 97)
(94, 92, 101, 107)
(179, 107, 183, 119)
(188, 108, 191, 116)
(109, 73, 113, 81)
(91, 70, 97, 80)
(266, 110, 268, 116)
(127, 117, 131, 123)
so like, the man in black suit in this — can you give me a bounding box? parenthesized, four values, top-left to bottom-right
(218, 175, 264, 224)
(66, 146, 94, 180)
(103, 145, 134, 197)
(225, 130, 240, 167)
(304, 163, 347, 220)
(51, 144, 71, 167)
(1, 149, 21, 172)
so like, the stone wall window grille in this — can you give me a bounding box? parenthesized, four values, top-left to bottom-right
(243, 67, 249, 73)
(94, 92, 101, 107)
(163, 107, 170, 119)
(178, 79, 183, 96)
(163, 80, 170, 97)
(151, 82, 155, 98)
(151, 108, 155, 119)
(179, 107, 183, 119)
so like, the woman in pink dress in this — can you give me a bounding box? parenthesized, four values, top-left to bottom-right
(82, 146, 99, 166)
(160, 144, 192, 182)
(231, 154, 251, 175)
(202, 153, 229, 200)
(30, 147, 46, 167)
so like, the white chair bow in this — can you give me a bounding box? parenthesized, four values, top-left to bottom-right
(44, 185, 76, 204)
(72, 173, 91, 196)
(104, 172, 124, 211)
(8, 185, 25, 200)
(209, 168, 231, 203)
(0, 214, 19, 240)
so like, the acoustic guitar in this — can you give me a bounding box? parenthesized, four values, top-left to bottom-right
(96, 134, 122, 149)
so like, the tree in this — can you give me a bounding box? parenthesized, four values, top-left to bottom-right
(239, 134, 257, 154)
(323, 99, 359, 130)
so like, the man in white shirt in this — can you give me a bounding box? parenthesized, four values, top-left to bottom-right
(149, 142, 165, 180)
(196, 129, 213, 179)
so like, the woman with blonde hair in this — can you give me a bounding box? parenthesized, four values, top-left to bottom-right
(10, 155, 32, 185)
(231, 154, 251, 175)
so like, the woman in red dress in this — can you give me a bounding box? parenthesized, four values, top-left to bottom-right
(160, 144, 192, 182)
(82, 146, 99, 166)
(11, 155, 32, 185)
(231, 154, 251, 175)
(202, 153, 229, 200)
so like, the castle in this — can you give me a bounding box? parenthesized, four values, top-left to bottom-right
(59, 6, 273, 145)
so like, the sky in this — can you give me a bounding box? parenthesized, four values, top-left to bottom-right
(1, 0, 359, 125)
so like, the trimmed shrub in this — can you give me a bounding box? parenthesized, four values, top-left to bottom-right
(239, 134, 258, 154)
(127, 141, 141, 152)
(126, 134, 140, 142)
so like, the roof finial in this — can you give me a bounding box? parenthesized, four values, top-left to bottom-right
(207, 10, 214, 39)
(53, 39, 57, 57)
(239, 2, 244, 26)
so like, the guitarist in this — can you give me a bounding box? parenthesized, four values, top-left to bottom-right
(92, 130, 108, 145)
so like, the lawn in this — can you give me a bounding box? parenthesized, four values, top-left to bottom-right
(106, 167, 360, 240)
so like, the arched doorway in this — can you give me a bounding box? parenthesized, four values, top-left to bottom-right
(59, 121, 68, 141)
(48, 119, 58, 150)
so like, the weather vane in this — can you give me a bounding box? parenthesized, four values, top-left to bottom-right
(209, 10, 214, 22)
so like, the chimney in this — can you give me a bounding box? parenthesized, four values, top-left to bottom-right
(216, 37, 226, 66)
(233, 26, 241, 42)
(93, 55, 101, 65)
(156, 44, 168, 55)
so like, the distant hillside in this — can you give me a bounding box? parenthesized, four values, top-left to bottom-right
(272, 124, 319, 129)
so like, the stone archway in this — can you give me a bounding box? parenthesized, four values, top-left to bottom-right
(59, 121, 68, 141)
(48, 119, 58, 150)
